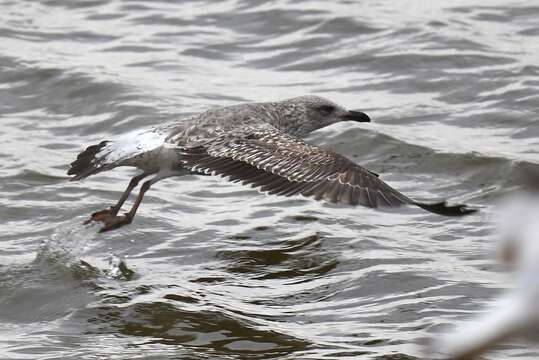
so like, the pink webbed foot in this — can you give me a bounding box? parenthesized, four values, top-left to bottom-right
(98, 213, 133, 233)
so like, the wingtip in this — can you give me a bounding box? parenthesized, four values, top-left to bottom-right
(415, 201, 478, 217)
(458, 206, 479, 216)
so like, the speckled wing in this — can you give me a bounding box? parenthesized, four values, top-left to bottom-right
(178, 127, 406, 207)
(179, 127, 476, 216)
(179, 128, 409, 207)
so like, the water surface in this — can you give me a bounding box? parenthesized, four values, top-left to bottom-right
(1, 1, 539, 359)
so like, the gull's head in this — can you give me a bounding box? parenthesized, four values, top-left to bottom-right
(278, 95, 370, 136)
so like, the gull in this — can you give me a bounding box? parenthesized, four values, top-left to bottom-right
(68, 96, 476, 232)
(430, 186, 539, 360)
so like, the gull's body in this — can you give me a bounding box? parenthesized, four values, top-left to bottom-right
(68, 96, 475, 231)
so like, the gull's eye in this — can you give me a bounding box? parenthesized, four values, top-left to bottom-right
(317, 105, 335, 115)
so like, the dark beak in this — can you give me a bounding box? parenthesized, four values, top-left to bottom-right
(341, 110, 371, 123)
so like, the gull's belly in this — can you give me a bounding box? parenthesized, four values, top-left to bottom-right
(126, 145, 184, 174)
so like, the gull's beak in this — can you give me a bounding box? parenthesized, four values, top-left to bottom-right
(340, 110, 371, 123)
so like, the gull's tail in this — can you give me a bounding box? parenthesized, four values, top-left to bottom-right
(68, 140, 112, 181)
(67, 127, 170, 181)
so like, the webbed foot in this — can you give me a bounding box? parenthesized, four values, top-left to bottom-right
(98, 213, 133, 233)
(84, 206, 117, 225)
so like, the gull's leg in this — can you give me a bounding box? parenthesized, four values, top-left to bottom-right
(99, 176, 161, 233)
(85, 172, 150, 224)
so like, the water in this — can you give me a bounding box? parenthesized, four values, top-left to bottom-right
(1, 0, 538, 359)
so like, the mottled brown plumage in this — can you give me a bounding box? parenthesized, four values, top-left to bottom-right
(68, 96, 476, 232)
(179, 127, 474, 216)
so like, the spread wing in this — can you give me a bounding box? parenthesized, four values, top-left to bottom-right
(178, 127, 476, 216)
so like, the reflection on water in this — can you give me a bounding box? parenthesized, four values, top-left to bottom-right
(81, 301, 309, 357)
(218, 233, 339, 280)
(1, 0, 539, 359)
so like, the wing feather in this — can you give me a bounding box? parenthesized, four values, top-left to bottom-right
(178, 127, 476, 216)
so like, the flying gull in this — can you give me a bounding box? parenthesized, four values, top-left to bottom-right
(68, 96, 476, 232)
(430, 184, 539, 360)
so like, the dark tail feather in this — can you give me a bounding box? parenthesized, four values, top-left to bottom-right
(414, 201, 478, 217)
(68, 140, 109, 181)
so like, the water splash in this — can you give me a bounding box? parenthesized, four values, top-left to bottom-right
(106, 253, 135, 280)
(36, 216, 100, 265)
(34, 216, 136, 281)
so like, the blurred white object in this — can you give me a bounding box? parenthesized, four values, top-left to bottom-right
(430, 190, 539, 360)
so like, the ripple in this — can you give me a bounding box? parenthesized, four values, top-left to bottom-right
(76, 301, 309, 356)
(1, 0, 539, 359)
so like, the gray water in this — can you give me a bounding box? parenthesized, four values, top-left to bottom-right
(1, 1, 538, 359)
